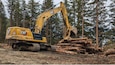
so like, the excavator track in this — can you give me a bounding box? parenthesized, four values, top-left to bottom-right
(27, 43, 40, 52)
(11, 42, 52, 51)
(7, 39, 51, 51)
(11, 42, 40, 51)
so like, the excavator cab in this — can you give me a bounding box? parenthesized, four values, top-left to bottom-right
(32, 33, 42, 40)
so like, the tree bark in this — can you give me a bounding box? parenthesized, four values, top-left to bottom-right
(96, 0, 99, 49)
(82, 0, 84, 38)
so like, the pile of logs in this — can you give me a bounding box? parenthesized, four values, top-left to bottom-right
(55, 37, 102, 54)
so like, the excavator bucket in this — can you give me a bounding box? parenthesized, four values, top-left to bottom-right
(63, 26, 77, 39)
(70, 27, 77, 38)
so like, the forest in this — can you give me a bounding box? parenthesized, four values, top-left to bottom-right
(0, 0, 115, 46)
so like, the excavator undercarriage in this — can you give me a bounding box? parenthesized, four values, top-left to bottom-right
(7, 39, 51, 52)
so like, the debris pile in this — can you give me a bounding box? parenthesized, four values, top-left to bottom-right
(104, 48, 115, 56)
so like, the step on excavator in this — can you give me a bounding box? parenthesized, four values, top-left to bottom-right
(5, 2, 102, 54)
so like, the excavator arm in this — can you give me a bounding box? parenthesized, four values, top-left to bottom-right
(34, 2, 77, 39)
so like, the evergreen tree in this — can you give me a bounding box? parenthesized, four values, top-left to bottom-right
(8, 0, 22, 26)
(64, 0, 78, 26)
(83, 0, 108, 45)
(105, 0, 115, 43)
(27, 0, 40, 28)
(0, 0, 7, 42)
(20, 0, 30, 28)
(42, 0, 53, 44)
(14, 0, 23, 26)
(95, 0, 107, 46)
(109, 0, 115, 26)
(8, 0, 15, 26)
(82, 0, 97, 42)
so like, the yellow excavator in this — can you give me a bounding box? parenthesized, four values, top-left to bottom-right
(5, 2, 77, 51)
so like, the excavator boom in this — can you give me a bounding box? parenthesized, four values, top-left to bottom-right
(34, 2, 77, 39)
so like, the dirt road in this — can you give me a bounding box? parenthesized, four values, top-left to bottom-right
(0, 44, 115, 64)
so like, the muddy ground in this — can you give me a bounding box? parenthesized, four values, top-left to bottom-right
(0, 43, 115, 64)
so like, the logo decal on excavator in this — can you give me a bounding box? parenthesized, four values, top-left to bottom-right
(21, 30, 27, 35)
(50, 10, 54, 14)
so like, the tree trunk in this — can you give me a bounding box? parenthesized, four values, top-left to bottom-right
(96, 0, 99, 49)
(0, 19, 1, 33)
(82, 0, 84, 38)
(10, 0, 13, 26)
